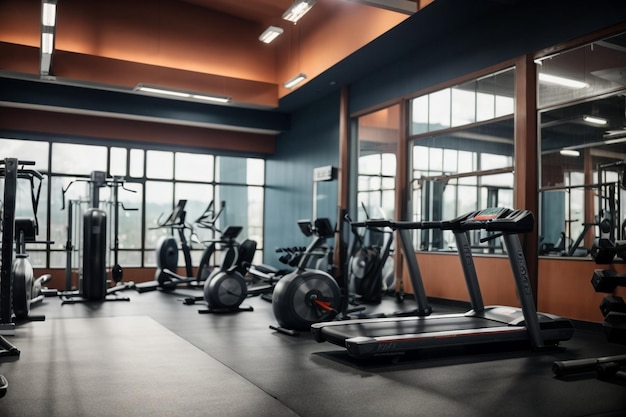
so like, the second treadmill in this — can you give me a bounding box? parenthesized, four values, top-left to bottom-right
(311, 207, 574, 359)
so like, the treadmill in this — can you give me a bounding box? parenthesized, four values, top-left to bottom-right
(311, 207, 574, 359)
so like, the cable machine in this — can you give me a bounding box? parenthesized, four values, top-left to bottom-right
(60, 171, 134, 304)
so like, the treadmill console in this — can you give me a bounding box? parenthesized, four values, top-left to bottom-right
(473, 207, 509, 221)
(461, 207, 534, 234)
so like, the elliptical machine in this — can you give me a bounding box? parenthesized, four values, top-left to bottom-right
(135, 199, 225, 292)
(0, 158, 31, 397)
(5, 162, 54, 321)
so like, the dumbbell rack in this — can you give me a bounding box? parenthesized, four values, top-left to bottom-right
(552, 239, 626, 381)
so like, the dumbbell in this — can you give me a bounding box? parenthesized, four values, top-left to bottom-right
(591, 270, 626, 293)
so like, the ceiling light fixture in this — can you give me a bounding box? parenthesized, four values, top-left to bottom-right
(40, 0, 57, 76)
(42, 1, 56, 26)
(134, 84, 232, 104)
(560, 149, 580, 157)
(284, 73, 307, 89)
(41, 32, 54, 54)
(259, 26, 284, 44)
(538, 73, 589, 89)
(583, 115, 608, 125)
(190, 94, 232, 104)
(282, 0, 316, 23)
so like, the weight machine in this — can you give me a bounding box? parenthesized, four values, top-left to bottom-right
(60, 171, 134, 304)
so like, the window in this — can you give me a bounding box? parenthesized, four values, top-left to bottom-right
(175, 152, 214, 182)
(409, 68, 516, 253)
(0, 138, 266, 269)
(356, 105, 399, 221)
(52, 143, 107, 174)
(0, 138, 49, 170)
(215, 156, 266, 264)
(110, 147, 127, 177)
(410, 68, 515, 136)
(146, 150, 173, 179)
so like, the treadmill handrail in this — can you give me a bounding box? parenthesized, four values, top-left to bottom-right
(365, 219, 443, 230)
(365, 209, 533, 234)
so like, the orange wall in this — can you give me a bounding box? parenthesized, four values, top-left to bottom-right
(276, 0, 408, 97)
(404, 252, 520, 307)
(399, 252, 626, 323)
(538, 258, 626, 323)
(0, 0, 277, 83)
(0, 0, 410, 103)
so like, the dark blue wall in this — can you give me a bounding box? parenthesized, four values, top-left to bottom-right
(350, 0, 626, 113)
(264, 0, 626, 265)
(264, 92, 340, 265)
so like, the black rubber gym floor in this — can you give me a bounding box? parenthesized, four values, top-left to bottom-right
(1, 288, 625, 417)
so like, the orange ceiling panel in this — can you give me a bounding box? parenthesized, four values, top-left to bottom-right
(0, 0, 413, 106)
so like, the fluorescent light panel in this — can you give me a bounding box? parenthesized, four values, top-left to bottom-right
(40, 53, 52, 75)
(538, 73, 589, 89)
(560, 149, 580, 157)
(41, 33, 54, 54)
(190, 94, 231, 104)
(284, 73, 307, 89)
(259, 26, 284, 44)
(583, 115, 608, 125)
(283, 0, 316, 23)
(42, 2, 56, 27)
(134, 85, 231, 103)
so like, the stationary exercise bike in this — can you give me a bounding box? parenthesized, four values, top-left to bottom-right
(270, 218, 342, 335)
(183, 225, 258, 313)
(270, 212, 392, 335)
(135, 199, 225, 292)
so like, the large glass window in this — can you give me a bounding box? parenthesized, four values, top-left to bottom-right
(356, 105, 399, 220)
(0, 138, 50, 250)
(0, 138, 266, 269)
(410, 69, 515, 136)
(409, 67, 516, 253)
(110, 147, 127, 177)
(538, 31, 626, 258)
(146, 150, 173, 179)
(52, 143, 107, 174)
(175, 153, 214, 182)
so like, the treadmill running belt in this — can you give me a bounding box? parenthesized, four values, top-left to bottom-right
(312, 311, 573, 358)
(319, 314, 504, 339)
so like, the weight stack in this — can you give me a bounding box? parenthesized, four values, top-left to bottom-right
(81, 208, 107, 301)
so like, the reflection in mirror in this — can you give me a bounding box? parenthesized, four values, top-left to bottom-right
(411, 120, 514, 253)
(409, 67, 515, 254)
(538, 31, 626, 259)
(357, 105, 399, 221)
